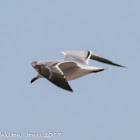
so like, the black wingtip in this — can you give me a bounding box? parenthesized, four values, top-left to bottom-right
(121, 65, 127, 68)
(70, 88, 73, 92)
(61, 87, 73, 92)
(114, 64, 126, 68)
(66, 87, 73, 92)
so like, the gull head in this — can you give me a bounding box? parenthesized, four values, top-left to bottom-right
(31, 61, 37, 68)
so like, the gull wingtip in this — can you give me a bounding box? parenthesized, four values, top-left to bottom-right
(68, 88, 73, 92)
(116, 64, 126, 68)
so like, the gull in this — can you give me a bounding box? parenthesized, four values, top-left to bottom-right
(31, 51, 125, 92)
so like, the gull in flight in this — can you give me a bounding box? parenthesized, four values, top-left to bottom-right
(31, 51, 125, 92)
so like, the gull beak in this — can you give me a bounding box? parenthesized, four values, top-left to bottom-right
(31, 61, 37, 68)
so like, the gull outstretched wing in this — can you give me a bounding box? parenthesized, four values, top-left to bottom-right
(61, 51, 125, 67)
(39, 63, 73, 92)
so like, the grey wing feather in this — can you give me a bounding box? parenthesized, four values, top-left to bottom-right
(90, 52, 125, 67)
(39, 64, 73, 92)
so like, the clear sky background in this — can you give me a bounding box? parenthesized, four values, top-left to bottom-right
(0, 0, 140, 140)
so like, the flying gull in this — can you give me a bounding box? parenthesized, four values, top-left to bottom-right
(31, 51, 125, 92)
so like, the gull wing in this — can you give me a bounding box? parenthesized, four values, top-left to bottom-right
(90, 52, 125, 67)
(61, 51, 125, 67)
(61, 51, 91, 65)
(39, 62, 73, 92)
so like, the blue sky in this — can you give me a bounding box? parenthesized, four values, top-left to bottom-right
(0, 0, 140, 140)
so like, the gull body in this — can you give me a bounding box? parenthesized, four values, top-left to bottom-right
(31, 51, 125, 92)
